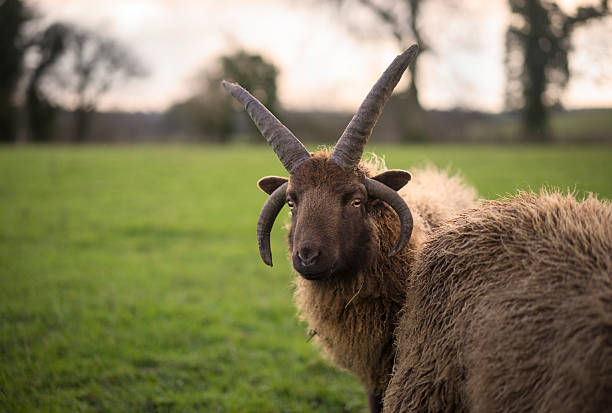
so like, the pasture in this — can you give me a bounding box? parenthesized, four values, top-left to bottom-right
(1, 144, 611, 412)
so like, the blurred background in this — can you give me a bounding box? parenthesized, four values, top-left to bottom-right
(1, 1, 611, 412)
(1, 0, 611, 143)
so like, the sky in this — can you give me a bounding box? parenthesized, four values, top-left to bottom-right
(30, 0, 612, 113)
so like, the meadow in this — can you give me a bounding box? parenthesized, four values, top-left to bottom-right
(1, 144, 611, 412)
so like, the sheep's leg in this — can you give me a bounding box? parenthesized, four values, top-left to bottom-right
(368, 391, 383, 413)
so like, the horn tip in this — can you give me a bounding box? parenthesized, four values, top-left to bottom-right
(221, 80, 236, 92)
(400, 44, 419, 61)
(388, 240, 408, 257)
(261, 250, 273, 267)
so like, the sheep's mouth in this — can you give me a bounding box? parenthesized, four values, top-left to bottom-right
(292, 255, 338, 281)
(298, 270, 331, 281)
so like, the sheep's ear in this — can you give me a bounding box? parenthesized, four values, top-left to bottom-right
(257, 176, 289, 195)
(371, 170, 411, 191)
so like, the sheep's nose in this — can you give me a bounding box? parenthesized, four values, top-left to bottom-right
(297, 246, 320, 267)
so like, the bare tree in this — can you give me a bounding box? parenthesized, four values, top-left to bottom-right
(330, 0, 457, 141)
(25, 23, 68, 141)
(45, 25, 146, 141)
(333, 0, 426, 110)
(505, 0, 610, 140)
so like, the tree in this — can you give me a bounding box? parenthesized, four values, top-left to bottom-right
(0, 0, 31, 141)
(333, 0, 425, 110)
(210, 50, 279, 142)
(218, 50, 279, 115)
(505, 0, 610, 140)
(166, 49, 280, 142)
(330, 0, 431, 141)
(44, 25, 146, 141)
(26, 23, 68, 141)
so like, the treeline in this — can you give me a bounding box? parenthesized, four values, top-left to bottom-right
(39, 105, 611, 144)
(0, 0, 145, 143)
(1, 0, 610, 144)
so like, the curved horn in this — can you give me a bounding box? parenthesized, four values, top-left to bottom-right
(364, 178, 413, 256)
(257, 182, 289, 266)
(222, 81, 311, 174)
(332, 45, 419, 168)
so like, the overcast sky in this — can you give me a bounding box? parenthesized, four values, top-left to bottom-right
(30, 0, 612, 113)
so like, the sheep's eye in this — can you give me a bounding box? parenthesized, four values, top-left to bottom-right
(351, 199, 362, 208)
(287, 200, 295, 208)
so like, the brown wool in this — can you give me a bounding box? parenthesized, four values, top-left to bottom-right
(383, 191, 612, 413)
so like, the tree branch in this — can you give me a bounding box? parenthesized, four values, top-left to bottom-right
(566, 0, 609, 28)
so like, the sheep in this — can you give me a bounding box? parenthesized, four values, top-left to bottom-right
(383, 191, 612, 413)
(223, 45, 477, 412)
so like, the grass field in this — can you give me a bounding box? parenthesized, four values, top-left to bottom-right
(1, 144, 611, 412)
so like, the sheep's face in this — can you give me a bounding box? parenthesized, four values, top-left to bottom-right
(259, 154, 410, 281)
(286, 157, 372, 280)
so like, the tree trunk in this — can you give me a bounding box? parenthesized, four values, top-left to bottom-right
(74, 107, 92, 142)
(523, 21, 550, 141)
(398, 63, 427, 143)
(0, 104, 17, 142)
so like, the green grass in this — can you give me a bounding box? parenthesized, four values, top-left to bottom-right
(1, 144, 611, 412)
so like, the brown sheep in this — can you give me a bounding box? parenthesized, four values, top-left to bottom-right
(284, 152, 420, 411)
(383, 191, 612, 413)
(292, 159, 476, 398)
(223, 46, 477, 412)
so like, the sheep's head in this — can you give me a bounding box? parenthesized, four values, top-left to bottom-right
(223, 45, 418, 280)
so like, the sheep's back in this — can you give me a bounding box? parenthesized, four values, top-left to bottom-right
(399, 165, 478, 229)
(384, 191, 612, 413)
